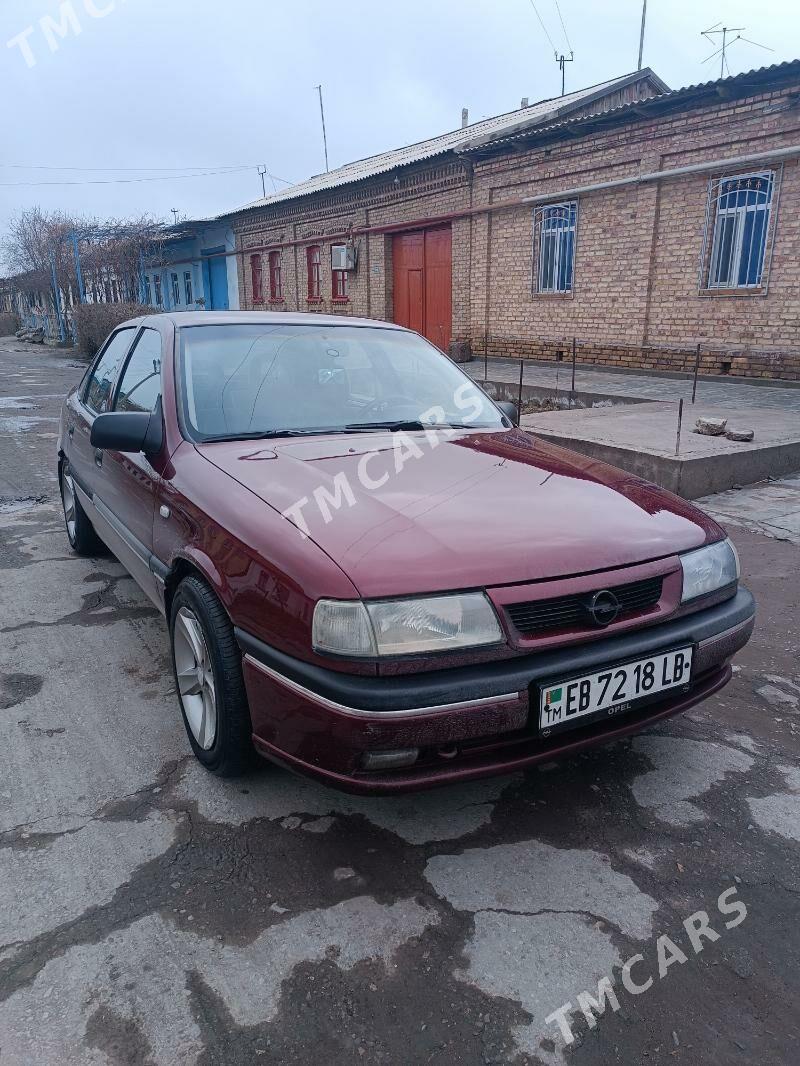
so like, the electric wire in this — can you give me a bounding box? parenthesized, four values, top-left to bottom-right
(526, 0, 558, 53)
(552, 0, 573, 52)
(0, 167, 264, 188)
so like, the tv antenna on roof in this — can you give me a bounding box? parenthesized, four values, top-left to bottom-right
(555, 51, 574, 97)
(701, 24, 774, 80)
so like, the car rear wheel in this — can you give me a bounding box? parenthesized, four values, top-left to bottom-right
(169, 575, 255, 777)
(60, 459, 102, 555)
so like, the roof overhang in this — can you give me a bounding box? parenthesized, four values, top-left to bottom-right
(459, 60, 800, 159)
(456, 69, 668, 153)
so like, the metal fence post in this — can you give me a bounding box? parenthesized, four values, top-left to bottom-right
(571, 336, 577, 393)
(675, 398, 684, 456)
(139, 248, 147, 305)
(50, 251, 66, 344)
(70, 232, 85, 304)
(692, 343, 701, 403)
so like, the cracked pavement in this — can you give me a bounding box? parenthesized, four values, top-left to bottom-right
(1, 338, 799, 1064)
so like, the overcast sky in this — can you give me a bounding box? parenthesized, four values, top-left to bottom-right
(1, 0, 797, 265)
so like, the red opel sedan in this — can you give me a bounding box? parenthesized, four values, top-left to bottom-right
(59, 312, 755, 793)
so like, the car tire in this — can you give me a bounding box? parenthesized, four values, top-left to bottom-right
(169, 575, 255, 777)
(60, 458, 102, 556)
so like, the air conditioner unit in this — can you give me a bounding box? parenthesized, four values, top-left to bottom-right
(331, 243, 357, 271)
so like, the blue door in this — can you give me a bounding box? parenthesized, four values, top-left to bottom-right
(202, 248, 229, 310)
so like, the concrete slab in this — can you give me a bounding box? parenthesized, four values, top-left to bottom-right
(480, 377, 648, 410)
(521, 401, 800, 498)
(697, 478, 800, 545)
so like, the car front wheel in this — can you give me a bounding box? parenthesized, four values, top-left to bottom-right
(169, 575, 255, 777)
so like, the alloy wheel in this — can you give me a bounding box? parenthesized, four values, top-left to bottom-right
(173, 606, 218, 750)
(61, 468, 76, 542)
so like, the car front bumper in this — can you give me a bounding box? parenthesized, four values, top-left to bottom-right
(236, 587, 755, 794)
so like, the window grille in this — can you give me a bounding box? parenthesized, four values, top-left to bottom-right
(533, 201, 577, 294)
(700, 170, 778, 292)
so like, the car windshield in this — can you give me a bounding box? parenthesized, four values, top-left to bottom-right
(178, 323, 505, 440)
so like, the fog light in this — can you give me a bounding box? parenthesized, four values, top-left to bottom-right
(361, 748, 419, 771)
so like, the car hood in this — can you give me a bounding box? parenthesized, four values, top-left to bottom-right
(197, 428, 721, 598)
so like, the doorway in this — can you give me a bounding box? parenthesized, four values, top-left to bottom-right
(392, 226, 452, 352)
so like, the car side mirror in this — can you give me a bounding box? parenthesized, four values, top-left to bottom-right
(90, 397, 164, 456)
(496, 401, 519, 426)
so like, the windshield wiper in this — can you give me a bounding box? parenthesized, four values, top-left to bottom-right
(342, 419, 458, 432)
(201, 428, 336, 443)
(342, 420, 502, 433)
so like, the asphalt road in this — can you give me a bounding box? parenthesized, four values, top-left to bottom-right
(1, 339, 799, 1066)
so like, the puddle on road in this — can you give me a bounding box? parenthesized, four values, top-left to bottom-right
(0, 495, 48, 515)
(0, 416, 56, 433)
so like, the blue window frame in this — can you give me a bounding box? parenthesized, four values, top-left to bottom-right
(707, 172, 774, 290)
(535, 201, 577, 294)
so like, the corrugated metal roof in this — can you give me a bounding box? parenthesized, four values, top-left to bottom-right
(461, 59, 800, 153)
(230, 70, 664, 216)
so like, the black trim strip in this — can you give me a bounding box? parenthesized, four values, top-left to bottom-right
(69, 468, 93, 501)
(235, 588, 755, 713)
(92, 496, 169, 582)
(150, 556, 169, 582)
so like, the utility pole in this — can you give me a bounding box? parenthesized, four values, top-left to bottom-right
(170, 208, 179, 225)
(637, 0, 647, 70)
(315, 84, 330, 173)
(257, 165, 267, 198)
(555, 51, 573, 96)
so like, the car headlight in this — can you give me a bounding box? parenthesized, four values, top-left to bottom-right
(680, 538, 739, 603)
(312, 592, 504, 657)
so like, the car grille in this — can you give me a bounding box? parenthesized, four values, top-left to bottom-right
(506, 575, 664, 635)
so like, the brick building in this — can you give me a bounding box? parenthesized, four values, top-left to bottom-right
(228, 61, 800, 379)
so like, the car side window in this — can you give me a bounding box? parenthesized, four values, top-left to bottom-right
(84, 328, 137, 414)
(114, 329, 162, 414)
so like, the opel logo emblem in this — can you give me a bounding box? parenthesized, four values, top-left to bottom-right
(588, 589, 621, 627)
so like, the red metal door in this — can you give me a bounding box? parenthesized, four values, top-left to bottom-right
(392, 226, 451, 351)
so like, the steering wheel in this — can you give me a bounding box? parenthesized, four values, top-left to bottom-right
(362, 395, 418, 418)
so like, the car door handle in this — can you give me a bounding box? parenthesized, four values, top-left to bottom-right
(94, 448, 103, 467)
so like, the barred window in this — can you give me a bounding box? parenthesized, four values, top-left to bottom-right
(706, 172, 774, 290)
(534, 201, 577, 294)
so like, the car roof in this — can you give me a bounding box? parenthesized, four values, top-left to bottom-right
(136, 310, 411, 331)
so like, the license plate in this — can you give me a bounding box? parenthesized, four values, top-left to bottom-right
(538, 647, 693, 735)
